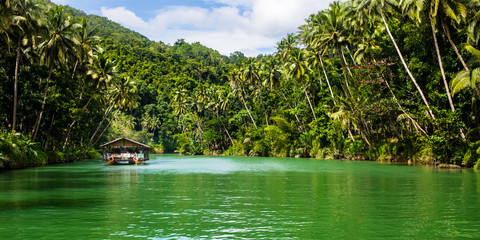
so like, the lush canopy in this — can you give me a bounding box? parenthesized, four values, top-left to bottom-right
(1, 0, 480, 169)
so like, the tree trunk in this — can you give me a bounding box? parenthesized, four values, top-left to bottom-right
(340, 47, 353, 76)
(88, 103, 114, 147)
(303, 85, 317, 120)
(319, 55, 336, 105)
(62, 88, 99, 149)
(440, 17, 468, 71)
(75, 109, 120, 162)
(348, 127, 355, 141)
(316, 65, 323, 88)
(44, 112, 55, 150)
(12, 37, 21, 132)
(93, 109, 119, 147)
(216, 111, 234, 145)
(31, 65, 53, 140)
(431, 20, 455, 113)
(239, 92, 257, 129)
(378, 7, 435, 119)
(279, 90, 304, 132)
(71, 59, 79, 79)
(380, 71, 428, 136)
(431, 21, 466, 140)
(338, 47, 352, 96)
(359, 127, 375, 150)
(345, 45, 356, 64)
(327, 52, 349, 98)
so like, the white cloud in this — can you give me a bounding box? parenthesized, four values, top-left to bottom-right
(50, 0, 71, 5)
(100, 7, 147, 30)
(100, 0, 332, 56)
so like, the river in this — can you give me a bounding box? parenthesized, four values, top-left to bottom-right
(1, 155, 479, 239)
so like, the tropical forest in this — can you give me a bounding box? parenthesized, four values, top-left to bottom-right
(1, 0, 480, 170)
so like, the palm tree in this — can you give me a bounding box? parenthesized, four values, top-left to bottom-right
(354, 0, 436, 119)
(205, 85, 234, 145)
(31, 6, 78, 140)
(171, 88, 191, 133)
(401, 0, 466, 113)
(8, 0, 42, 132)
(229, 66, 258, 129)
(468, 7, 480, 46)
(71, 17, 99, 80)
(62, 52, 117, 149)
(329, 96, 375, 149)
(317, 1, 353, 94)
(450, 45, 480, 98)
(299, 12, 337, 105)
(286, 48, 317, 120)
(90, 76, 139, 147)
(277, 33, 297, 63)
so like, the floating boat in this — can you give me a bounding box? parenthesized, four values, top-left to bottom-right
(100, 138, 151, 165)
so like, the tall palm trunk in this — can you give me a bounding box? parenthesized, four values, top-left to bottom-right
(78, 109, 119, 162)
(440, 17, 468, 71)
(88, 103, 114, 147)
(340, 47, 353, 76)
(316, 65, 323, 87)
(93, 109, 119, 147)
(12, 37, 21, 132)
(319, 55, 336, 105)
(380, 71, 428, 136)
(239, 90, 257, 129)
(327, 52, 349, 98)
(303, 84, 317, 120)
(62, 88, 99, 150)
(71, 59, 79, 79)
(338, 47, 353, 96)
(431, 21, 455, 113)
(431, 21, 466, 140)
(279, 90, 304, 132)
(345, 45, 356, 64)
(378, 6, 435, 119)
(31, 65, 53, 140)
(215, 111, 234, 145)
(44, 112, 55, 150)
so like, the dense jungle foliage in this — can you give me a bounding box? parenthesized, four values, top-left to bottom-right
(1, 0, 480, 169)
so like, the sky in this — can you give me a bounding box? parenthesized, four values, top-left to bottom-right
(51, 0, 334, 56)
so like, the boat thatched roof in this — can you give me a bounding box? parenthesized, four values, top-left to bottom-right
(100, 138, 151, 148)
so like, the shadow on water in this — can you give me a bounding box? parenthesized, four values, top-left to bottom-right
(0, 196, 107, 211)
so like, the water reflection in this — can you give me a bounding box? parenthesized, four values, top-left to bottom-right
(0, 155, 479, 239)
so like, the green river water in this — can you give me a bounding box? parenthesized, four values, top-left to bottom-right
(1, 155, 480, 239)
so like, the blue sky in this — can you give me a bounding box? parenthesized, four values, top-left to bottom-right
(51, 0, 334, 56)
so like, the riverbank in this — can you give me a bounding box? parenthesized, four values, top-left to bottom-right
(0, 132, 99, 170)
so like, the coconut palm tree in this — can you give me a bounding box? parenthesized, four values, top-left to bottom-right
(286, 47, 317, 120)
(277, 33, 297, 63)
(329, 96, 375, 149)
(171, 88, 190, 133)
(8, 0, 42, 132)
(61, 51, 116, 149)
(229, 66, 258, 129)
(91, 76, 139, 147)
(205, 84, 234, 145)
(31, 6, 78, 140)
(401, 0, 467, 113)
(468, 6, 480, 46)
(299, 12, 338, 105)
(354, 0, 436, 119)
(317, 1, 353, 94)
(71, 17, 99, 80)
(450, 45, 480, 98)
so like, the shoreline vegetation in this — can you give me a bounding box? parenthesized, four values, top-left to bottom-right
(1, 0, 480, 170)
